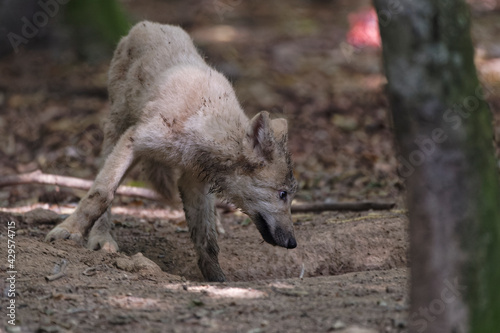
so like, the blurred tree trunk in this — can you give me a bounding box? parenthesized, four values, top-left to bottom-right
(373, 0, 500, 332)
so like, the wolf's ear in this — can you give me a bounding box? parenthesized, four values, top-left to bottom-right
(270, 118, 288, 142)
(248, 111, 274, 161)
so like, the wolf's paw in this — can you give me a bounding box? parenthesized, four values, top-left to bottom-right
(199, 259, 226, 282)
(87, 233, 119, 253)
(45, 225, 84, 245)
(206, 271, 226, 283)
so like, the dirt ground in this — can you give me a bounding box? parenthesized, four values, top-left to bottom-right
(1, 0, 499, 332)
(0, 208, 409, 333)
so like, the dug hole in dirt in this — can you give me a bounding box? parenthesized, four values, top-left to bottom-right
(0, 206, 409, 333)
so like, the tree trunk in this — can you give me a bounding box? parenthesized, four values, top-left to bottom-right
(372, 0, 500, 332)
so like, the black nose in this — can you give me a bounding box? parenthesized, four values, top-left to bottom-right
(287, 237, 297, 249)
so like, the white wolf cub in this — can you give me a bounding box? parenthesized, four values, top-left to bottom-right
(46, 21, 297, 282)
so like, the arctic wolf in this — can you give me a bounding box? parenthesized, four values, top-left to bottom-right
(46, 21, 298, 282)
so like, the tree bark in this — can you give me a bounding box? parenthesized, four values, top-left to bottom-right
(372, 0, 500, 332)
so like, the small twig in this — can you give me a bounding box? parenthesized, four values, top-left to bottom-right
(45, 259, 68, 282)
(37, 294, 52, 301)
(82, 266, 98, 276)
(291, 201, 395, 213)
(1, 170, 395, 213)
(82, 264, 109, 276)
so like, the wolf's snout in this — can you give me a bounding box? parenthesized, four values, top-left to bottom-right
(254, 213, 297, 248)
(275, 226, 296, 249)
(287, 237, 297, 249)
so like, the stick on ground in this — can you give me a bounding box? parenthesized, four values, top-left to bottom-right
(1, 170, 395, 212)
(0, 169, 161, 200)
(291, 201, 395, 213)
(45, 259, 68, 282)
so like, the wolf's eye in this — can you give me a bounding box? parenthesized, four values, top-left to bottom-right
(279, 191, 287, 201)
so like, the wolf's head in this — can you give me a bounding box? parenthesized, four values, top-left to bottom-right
(225, 111, 298, 249)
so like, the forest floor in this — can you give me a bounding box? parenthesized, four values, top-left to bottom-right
(0, 0, 499, 332)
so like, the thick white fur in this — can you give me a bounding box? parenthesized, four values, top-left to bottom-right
(46, 21, 297, 282)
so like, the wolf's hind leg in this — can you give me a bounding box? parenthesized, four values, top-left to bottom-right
(178, 173, 226, 282)
(46, 127, 137, 244)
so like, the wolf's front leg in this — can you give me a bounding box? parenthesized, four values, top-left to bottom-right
(46, 127, 137, 244)
(87, 207, 119, 252)
(178, 173, 226, 282)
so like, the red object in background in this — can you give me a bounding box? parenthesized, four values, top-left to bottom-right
(346, 8, 381, 49)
